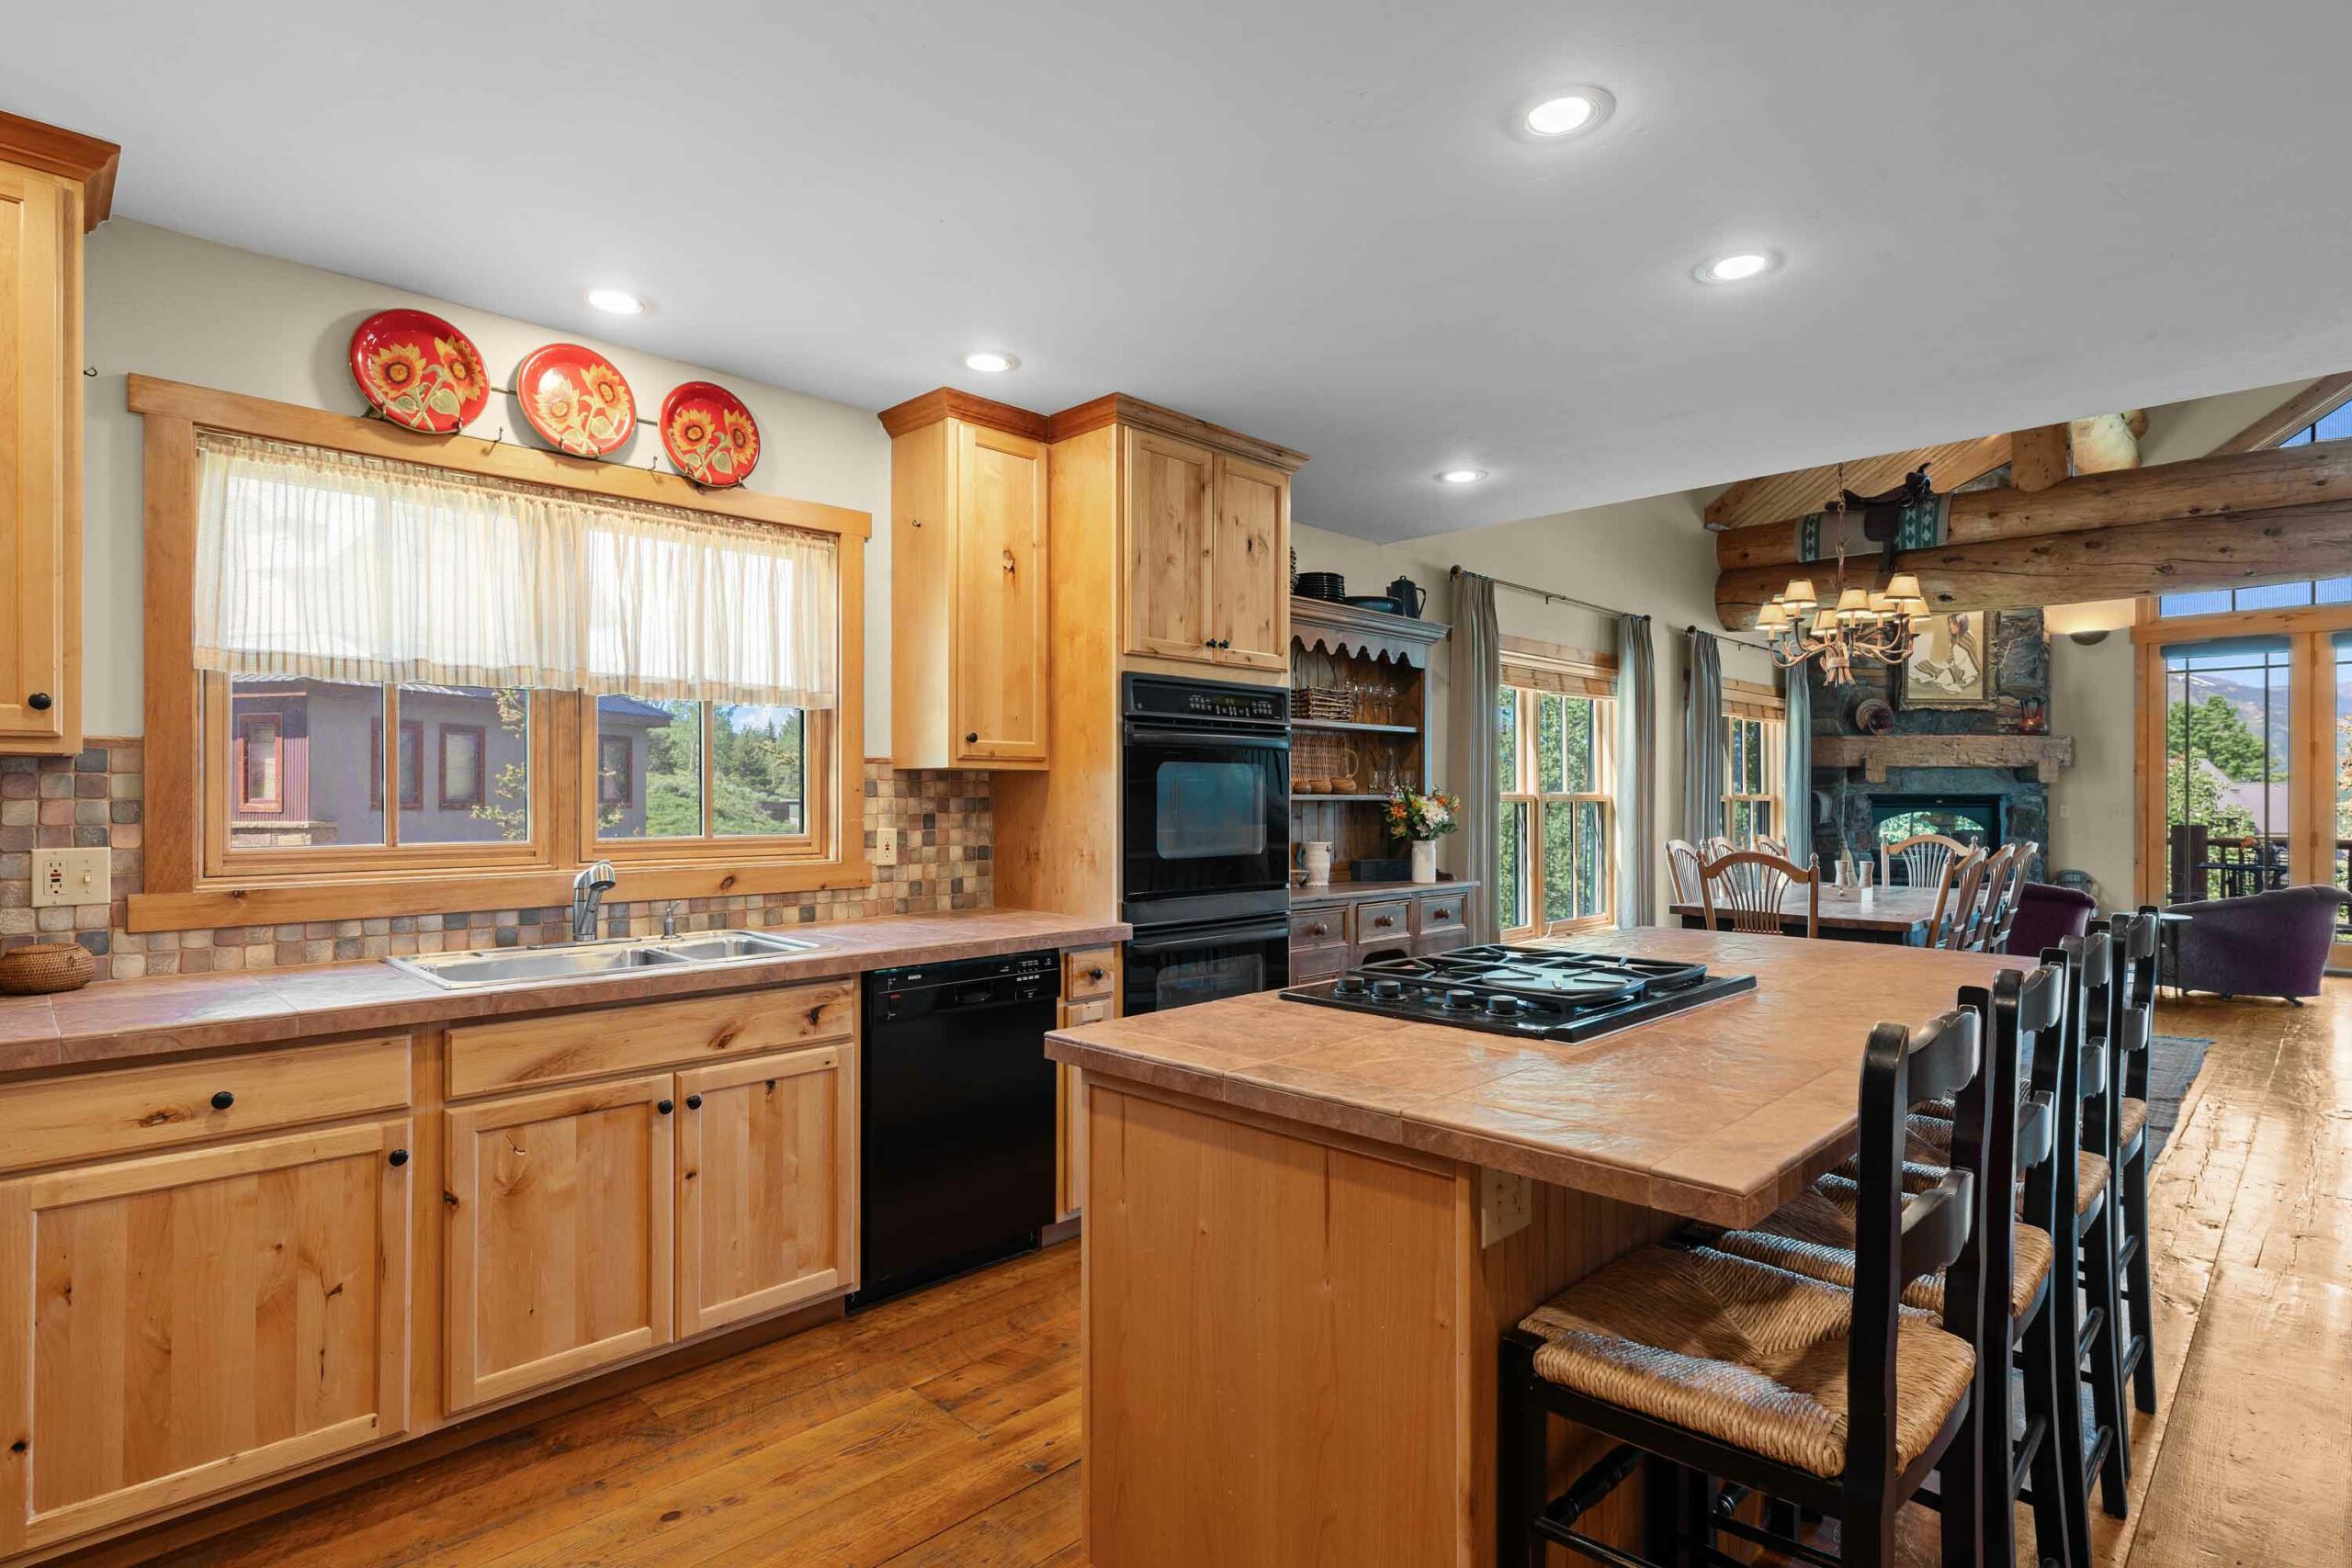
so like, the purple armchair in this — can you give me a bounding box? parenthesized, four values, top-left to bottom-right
(2165, 885, 2352, 1003)
(2006, 881, 2097, 957)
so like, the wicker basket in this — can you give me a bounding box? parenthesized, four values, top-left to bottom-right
(1291, 688, 1354, 721)
(0, 942, 96, 996)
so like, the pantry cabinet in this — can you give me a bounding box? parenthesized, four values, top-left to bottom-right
(0, 1119, 412, 1555)
(882, 391, 1051, 769)
(0, 114, 115, 754)
(1123, 429, 1293, 672)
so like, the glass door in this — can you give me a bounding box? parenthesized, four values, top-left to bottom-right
(2328, 634, 2352, 966)
(2157, 637, 2294, 904)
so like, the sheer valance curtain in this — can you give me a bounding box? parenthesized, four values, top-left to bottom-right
(191, 433, 839, 708)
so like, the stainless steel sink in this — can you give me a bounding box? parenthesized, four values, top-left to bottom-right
(387, 929, 823, 990)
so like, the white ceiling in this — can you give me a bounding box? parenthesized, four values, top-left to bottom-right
(8, 2, 2350, 541)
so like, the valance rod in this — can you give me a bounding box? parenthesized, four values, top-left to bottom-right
(1448, 564, 1635, 622)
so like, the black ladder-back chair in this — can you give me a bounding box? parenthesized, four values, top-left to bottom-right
(2105, 908, 2161, 1416)
(1498, 1005, 1989, 1568)
(2035, 932, 2130, 1533)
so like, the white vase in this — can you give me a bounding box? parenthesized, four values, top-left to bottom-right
(1301, 840, 1334, 887)
(1409, 838, 1438, 885)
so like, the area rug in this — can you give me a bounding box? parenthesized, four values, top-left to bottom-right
(2144, 1033, 2212, 1162)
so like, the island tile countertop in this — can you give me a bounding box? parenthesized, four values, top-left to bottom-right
(0, 908, 1128, 1075)
(1046, 925, 2012, 1227)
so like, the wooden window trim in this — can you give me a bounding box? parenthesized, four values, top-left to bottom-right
(1721, 712, 1787, 850)
(234, 715, 283, 814)
(1498, 682, 1618, 940)
(131, 377, 870, 933)
(437, 723, 487, 810)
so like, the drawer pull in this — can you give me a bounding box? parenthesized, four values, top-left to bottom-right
(1374, 915, 1395, 929)
(210, 1089, 235, 1111)
(388, 1148, 410, 1168)
(1087, 966, 1106, 981)
(685, 1093, 704, 1110)
(1432, 907, 1453, 920)
(657, 1099, 675, 1116)
(1307, 922, 1329, 938)
(967, 732, 980, 744)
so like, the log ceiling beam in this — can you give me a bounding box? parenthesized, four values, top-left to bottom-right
(1701, 434, 2013, 532)
(2009, 423, 2071, 491)
(2213, 371, 2352, 456)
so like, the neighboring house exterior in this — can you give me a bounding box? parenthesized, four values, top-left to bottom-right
(229, 682, 670, 844)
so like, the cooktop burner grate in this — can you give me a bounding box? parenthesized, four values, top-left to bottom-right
(1278, 944, 1756, 1043)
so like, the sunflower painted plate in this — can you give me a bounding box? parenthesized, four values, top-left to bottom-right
(349, 309, 491, 434)
(514, 343, 637, 457)
(660, 381, 761, 488)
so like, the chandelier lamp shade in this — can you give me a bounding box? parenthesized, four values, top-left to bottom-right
(1756, 569, 1928, 685)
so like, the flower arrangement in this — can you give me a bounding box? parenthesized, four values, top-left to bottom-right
(1385, 788, 1460, 842)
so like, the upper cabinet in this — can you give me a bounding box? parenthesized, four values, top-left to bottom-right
(0, 114, 115, 754)
(881, 389, 1051, 770)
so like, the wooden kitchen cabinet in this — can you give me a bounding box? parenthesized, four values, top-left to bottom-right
(0, 1119, 411, 1555)
(443, 1075, 674, 1412)
(1123, 429, 1292, 672)
(0, 116, 114, 753)
(1208, 454, 1290, 671)
(882, 391, 1050, 769)
(676, 1044, 854, 1335)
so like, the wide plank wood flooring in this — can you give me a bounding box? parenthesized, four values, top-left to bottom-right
(85, 982, 2352, 1567)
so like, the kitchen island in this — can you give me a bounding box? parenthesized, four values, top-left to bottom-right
(1044, 926, 2013, 1567)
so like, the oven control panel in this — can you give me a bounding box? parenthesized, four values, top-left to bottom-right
(1124, 673, 1288, 727)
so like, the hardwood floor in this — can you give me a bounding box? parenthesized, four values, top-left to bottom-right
(84, 983, 2352, 1567)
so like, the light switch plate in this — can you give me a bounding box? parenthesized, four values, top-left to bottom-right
(31, 847, 108, 908)
(1479, 1167, 1532, 1248)
(873, 831, 899, 867)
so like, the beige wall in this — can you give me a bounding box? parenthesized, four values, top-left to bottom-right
(1295, 491, 1777, 922)
(79, 221, 896, 746)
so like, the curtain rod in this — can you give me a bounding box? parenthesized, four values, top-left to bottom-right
(1447, 564, 1635, 622)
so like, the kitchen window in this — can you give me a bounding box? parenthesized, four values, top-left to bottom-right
(133, 383, 869, 931)
(1721, 709, 1785, 849)
(1495, 660, 1617, 938)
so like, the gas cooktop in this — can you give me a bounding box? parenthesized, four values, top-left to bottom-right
(1278, 944, 1757, 1043)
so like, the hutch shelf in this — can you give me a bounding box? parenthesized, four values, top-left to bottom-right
(1287, 594, 1450, 882)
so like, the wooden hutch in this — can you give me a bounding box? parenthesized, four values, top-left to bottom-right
(1285, 595, 1474, 982)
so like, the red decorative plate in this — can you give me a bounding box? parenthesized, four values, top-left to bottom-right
(661, 381, 761, 487)
(349, 309, 490, 433)
(514, 344, 636, 457)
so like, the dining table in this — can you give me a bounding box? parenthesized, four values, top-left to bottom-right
(1670, 881, 1947, 944)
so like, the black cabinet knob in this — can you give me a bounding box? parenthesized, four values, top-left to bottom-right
(657, 1099, 675, 1115)
(685, 1093, 703, 1110)
(966, 732, 979, 744)
(210, 1089, 234, 1111)
(26, 693, 51, 712)
(388, 1148, 410, 1168)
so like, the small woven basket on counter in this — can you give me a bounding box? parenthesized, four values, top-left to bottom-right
(0, 942, 96, 996)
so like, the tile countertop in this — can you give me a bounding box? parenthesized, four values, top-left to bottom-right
(1046, 926, 2012, 1229)
(0, 908, 1129, 1076)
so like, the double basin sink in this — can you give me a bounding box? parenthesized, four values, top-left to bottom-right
(387, 929, 824, 989)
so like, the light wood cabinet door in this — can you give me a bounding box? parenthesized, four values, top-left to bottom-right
(0, 164, 78, 749)
(954, 423, 1049, 764)
(1208, 455, 1290, 672)
(0, 1121, 412, 1555)
(675, 1044, 854, 1335)
(444, 1076, 673, 1413)
(1124, 428, 1216, 663)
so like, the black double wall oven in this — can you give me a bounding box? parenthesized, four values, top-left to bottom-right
(1119, 674, 1291, 1014)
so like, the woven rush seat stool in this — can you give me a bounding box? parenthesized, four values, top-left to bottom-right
(1499, 1005, 1993, 1568)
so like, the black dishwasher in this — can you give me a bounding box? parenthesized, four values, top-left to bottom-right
(851, 949, 1059, 1308)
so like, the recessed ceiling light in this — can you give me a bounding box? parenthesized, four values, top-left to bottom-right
(1435, 468, 1488, 485)
(585, 287, 647, 315)
(963, 350, 1019, 374)
(1513, 86, 1614, 141)
(1694, 251, 1780, 285)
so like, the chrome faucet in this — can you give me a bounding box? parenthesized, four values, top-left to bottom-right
(570, 860, 616, 942)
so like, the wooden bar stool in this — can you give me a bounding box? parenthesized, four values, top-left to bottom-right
(2102, 908, 2162, 1416)
(1715, 963, 2081, 1567)
(1498, 1005, 1990, 1568)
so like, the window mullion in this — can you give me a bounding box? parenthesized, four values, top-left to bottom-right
(384, 685, 402, 849)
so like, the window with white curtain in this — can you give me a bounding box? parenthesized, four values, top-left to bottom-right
(191, 433, 842, 874)
(1493, 638, 1620, 938)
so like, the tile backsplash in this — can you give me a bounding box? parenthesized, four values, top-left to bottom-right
(0, 743, 991, 983)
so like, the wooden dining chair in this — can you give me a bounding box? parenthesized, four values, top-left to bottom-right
(1756, 833, 1789, 859)
(1968, 844, 2021, 953)
(1986, 840, 2038, 953)
(1883, 831, 1974, 892)
(1665, 839, 1705, 906)
(1930, 847, 1988, 952)
(1698, 850, 1819, 939)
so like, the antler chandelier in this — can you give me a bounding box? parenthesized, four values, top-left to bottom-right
(1754, 466, 1930, 684)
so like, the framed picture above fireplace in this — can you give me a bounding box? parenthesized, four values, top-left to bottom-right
(1902, 611, 1996, 708)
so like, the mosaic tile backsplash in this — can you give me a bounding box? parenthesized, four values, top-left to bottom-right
(0, 743, 991, 983)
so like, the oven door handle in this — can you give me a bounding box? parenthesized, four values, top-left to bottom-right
(1125, 919, 1293, 955)
(1123, 725, 1290, 750)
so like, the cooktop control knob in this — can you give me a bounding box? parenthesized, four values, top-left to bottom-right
(1442, 988, 1481, 1010)
(1485, 995, 1521, 1018)
(1370, 978, 1406, 1000)
(1333, 976, 1367, 996)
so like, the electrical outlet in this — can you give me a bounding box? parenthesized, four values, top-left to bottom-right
(873, 831, 899, 867)
(1479, 1167, 1532, 1248)
(31, 847, 108, 908)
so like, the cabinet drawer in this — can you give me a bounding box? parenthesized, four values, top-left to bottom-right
(1353, 899, 1412, 944)
(6, 1035, 412, 1174)
(1063, 946, 1118, 1001)
(447, 978, 856, 1099)
(1060, 996, 1115, 1028)
(1286, 944, 1350, 985)
(1416, 891, 1467, 938)
(1289, 907, 1347, 950)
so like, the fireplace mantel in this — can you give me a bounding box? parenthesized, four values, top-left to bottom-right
(1813, 734, 2075, 783)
